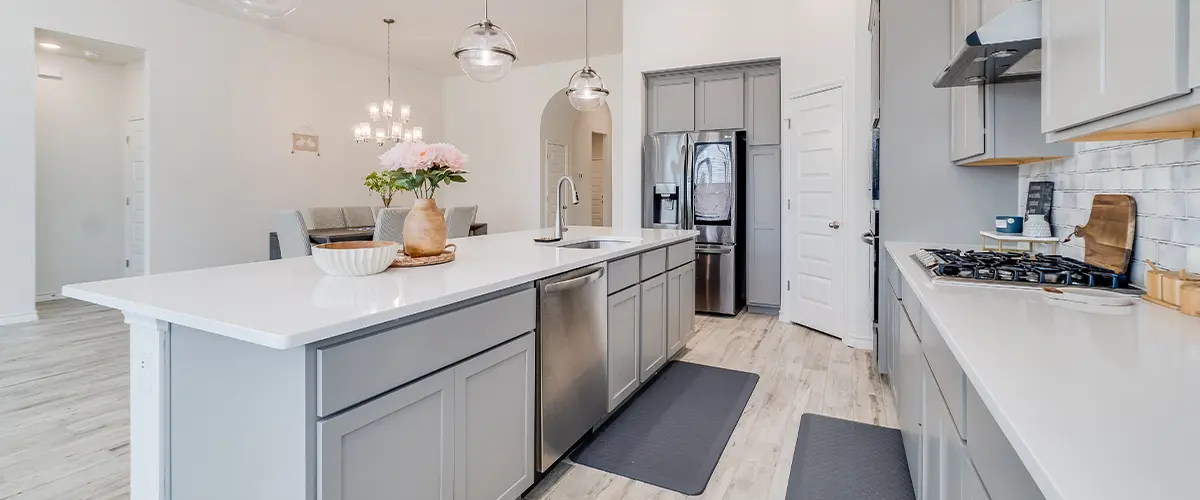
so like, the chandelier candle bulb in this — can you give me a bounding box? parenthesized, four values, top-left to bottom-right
(400, 104, 411, 123)
(412, 127, 423, 142)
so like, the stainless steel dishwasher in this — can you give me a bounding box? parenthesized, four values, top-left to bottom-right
(536, 264, 607, 473)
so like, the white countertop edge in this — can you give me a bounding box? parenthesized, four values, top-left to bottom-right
(63, 232, 697, 350)
(884, 241, 1068, 500)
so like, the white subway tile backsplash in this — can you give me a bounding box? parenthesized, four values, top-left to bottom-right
(1023, 137, 1198, 276)
(1158, 140, 1186, 164)
(1144, 217, 1173, 240)
(1121, 169, 1144, 190)
(1174, 164, 1200, 190)
(1110, 147, 1133, 168)
(1146, 167, 1173, 190)
(1161, 193, 1188, 217)
(1160, 243, 1186, 270)
(1132, 143, 1157, 166)
(1102, 171, 1121, 190)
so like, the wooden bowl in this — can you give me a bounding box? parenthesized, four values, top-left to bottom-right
(312, 241, 400, 277)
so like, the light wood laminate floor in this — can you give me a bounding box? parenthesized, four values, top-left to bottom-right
(0, 300, 894, 500)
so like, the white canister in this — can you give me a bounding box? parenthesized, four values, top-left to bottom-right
(1023, 214, 1052, 238)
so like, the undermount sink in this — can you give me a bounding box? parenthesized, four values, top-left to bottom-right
(557, 239, 634, 250)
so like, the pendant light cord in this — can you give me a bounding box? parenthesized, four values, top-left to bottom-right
(484, 0, 490, 21)
(386, 20, 392, 100)
(583, 0, 590, 67)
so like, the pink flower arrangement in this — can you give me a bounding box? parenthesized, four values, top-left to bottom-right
(379, 142, 469, 172)
(377, 141, 470, 199)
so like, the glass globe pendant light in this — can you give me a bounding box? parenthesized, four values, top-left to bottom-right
(229, 0, 302, 19)
(452, 0, 518, 83)
(566, 0, 609, 112)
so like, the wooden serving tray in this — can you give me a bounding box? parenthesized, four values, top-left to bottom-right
(390, 244, 457, 268)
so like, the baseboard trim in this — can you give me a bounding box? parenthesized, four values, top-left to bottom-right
(36, 292, 63, 303)
(746, 304, 780, 316)
(0, 310, 39, 326)
(842, 335, 874, 350)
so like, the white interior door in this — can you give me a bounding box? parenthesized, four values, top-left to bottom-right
(785, 86, 845, 338)
(125, 119, 147, 276)
(544, 142, 568, 227)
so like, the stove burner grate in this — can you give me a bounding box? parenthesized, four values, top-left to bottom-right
(919, 248, 1129, 289)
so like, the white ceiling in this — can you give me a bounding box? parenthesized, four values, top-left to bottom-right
(177, 0, 622, 77)
(35, 28, 145, 64)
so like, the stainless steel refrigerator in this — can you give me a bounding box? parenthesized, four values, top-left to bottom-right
(643, 130, 746, 315)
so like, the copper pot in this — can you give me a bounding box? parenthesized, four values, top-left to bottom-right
(402, 198, 448, 257)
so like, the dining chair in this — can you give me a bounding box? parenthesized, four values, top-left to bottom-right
(274, 210, 313, 258)
(342, 206, 375, 227)
(302, 207, 347, 230)
(445, 205, 479, 239)
(373, 207, 411, 244)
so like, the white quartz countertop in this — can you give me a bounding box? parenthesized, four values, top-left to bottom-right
(886, 241, 1200, 500)
(63, 227, 697, 349)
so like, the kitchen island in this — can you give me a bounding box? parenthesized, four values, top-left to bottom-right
(63, 226, 698, 500)
(883, 241, 1200, 500)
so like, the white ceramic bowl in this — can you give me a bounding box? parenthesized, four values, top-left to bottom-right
(312, 241, 400, 277)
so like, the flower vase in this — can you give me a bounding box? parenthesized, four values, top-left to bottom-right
(403, 198, 448, 257)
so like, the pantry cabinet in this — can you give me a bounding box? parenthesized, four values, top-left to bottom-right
(1042, 0, 1190, 136)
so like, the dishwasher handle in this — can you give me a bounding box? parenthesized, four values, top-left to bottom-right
(543, 268, 605, 293)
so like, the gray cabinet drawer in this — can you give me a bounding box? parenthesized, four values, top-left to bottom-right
(640, 248, 667, 279)
(667, 239, 695, 270)
(920, 306, 965, 440)
(887, 250, 902, 296)
(900, 277, 918, 339)
(316, 288, 536, 417)
(965, 380, 1047, 500)
(608, 255, 640, 294)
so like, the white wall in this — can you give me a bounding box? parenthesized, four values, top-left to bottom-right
(539, 93, 578, 227)
(35, 51, 129, 296)
(441, 55, 622, 233)
(571, 108, 613, 226)
(621, 0, 874, 346)
(0, 0, 444, 322)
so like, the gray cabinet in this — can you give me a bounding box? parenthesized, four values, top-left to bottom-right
(747, 146, 782, 308)
(962, 461, 991, 500)
(318, 370, 455, 500)
(666, 261, 697, 357)
(454, 334, 536, 500)
(746, 68, 782, 145)
(896, 301, 924, 500)
(1042, 0, 1189, 134)
(607, 285, 642, 411)
(666, 266, 683, 357)
(649, 76, 696, 133)
(639, 273, 668, 381)
(922, 358, 964, 500)
(695, 72, 746, 131)
(950, 0, 985, 162)
(317, 334, 535, 500)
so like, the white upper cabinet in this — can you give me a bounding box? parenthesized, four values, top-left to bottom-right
(951, 0, 986, 162)
(1042, 0, 1190, 135)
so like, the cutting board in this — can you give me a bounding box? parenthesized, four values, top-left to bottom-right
(1069, 194, 1136, 274)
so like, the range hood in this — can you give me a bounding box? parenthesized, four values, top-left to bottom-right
(933, 0, 1041, 88)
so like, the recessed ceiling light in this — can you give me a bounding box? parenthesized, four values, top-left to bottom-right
(39, 42, 62, 50)
(84, 51, 100, 59)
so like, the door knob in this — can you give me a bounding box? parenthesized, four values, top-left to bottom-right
(828, 221, 841, 229)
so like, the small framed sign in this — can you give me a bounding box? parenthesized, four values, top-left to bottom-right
(292, 133, 319, 155)
(1025, 180, 1054, 223)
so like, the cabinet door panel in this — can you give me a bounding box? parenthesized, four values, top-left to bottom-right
(455, 334, 535, 500)
(951, 0, 985, 162)
(649, 76, 696, 133)
(640, 274, 668, 380)
(681, 262, 696, 343)
(747, 68, 782, 145)
(1042, 0, 1104, 132)
(897, 311, 924, 499)
(608, 286, 641, 411)
(696, 72, 746, 131)
(318, 371, 454, 500)
(747, 146, 782, 307)
(666, 266, 684, 357)
(963, 460, 991, 500)
(1103, 0, 1188, 114)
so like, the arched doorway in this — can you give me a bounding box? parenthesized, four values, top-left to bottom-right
(538, 90, 613, 228)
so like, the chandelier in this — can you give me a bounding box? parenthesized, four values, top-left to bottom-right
(355, 19, 424, 146)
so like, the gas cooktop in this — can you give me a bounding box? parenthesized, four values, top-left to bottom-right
(914, 248, 1133, 291)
